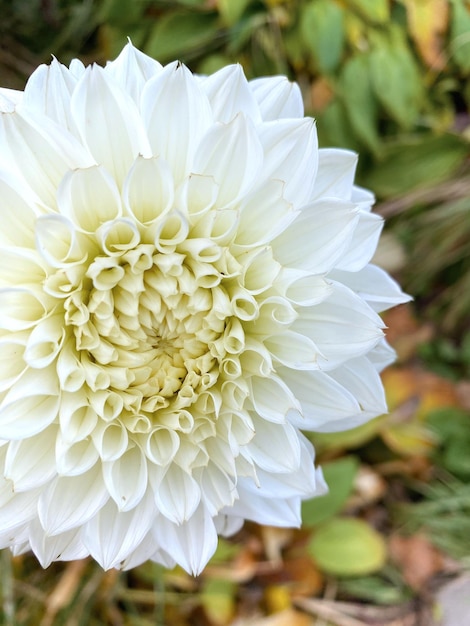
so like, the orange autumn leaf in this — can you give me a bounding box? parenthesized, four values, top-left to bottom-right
(404, 0, 449, 70)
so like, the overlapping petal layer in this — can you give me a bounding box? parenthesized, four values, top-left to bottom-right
(0, 43, 410, 574)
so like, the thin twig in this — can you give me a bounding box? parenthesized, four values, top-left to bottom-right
(376, 178, 470, 219)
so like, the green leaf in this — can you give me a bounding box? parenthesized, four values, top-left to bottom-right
(201, 578, 236, 625)
(338, 573, 410, 605)
(363, 133, 469, 198)
(218, 0, 252, 26)
(97, 0, 144, 26)
(309, 518, 387, 576)
(369, 31, 423, 128)
(339, 54, 380, 152)
(145, 11, 220, 63)
(345, 0, 389, 23)
(451, 0, 470, 74)
(302, 456, 359, 527)
(316, 99, 358, 151)
(300, 0, 345, 74)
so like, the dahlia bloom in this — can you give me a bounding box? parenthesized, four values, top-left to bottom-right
(0, 43, 409, 574)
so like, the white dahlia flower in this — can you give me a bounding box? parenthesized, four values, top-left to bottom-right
(0, 43, 409, 574)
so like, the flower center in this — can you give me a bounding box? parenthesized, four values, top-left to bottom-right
(59, 238, 238, 431)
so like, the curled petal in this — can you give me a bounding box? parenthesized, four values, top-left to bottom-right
(123, 155, 174, 225)
(102, 444, 148, 511)
(58, 165, 122, 233)
(0, 367, 59, 439)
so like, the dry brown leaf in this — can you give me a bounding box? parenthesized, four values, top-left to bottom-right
(404, 0, 449, 70)
(456, 380, 470, 410)
(310, 77, 334, 112)
(389, 533, 446, 591)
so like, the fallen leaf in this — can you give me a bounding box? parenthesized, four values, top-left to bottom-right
(309, 518, 387, 577)
(389, 533, 446, 591)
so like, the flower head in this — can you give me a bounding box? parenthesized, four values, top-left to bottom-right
(0, 44, 409, 574)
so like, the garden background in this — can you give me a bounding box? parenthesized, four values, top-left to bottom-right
(1, 0, 470, 624)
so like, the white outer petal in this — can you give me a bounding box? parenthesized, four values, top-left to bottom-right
(250, 75, 304, 120)
(71, 65, 151, 185)
(201, 64, 261, 124)
(141, 61, 213, 184)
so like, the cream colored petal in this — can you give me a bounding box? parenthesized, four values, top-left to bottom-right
(0, 366, 59, 439)
(244, 417, 301, 473)
(103, 444, 148, 512)
(333, 210, 384, 272)
(141, 61, 213, 184)
(292, 282, 384, 369)
(4, 425, 58, 491)
(258, 118, 318, 207)
(55, 433, 99, 476)
(57, 165, 122, 232)
(22, 58, 77, 131)
(280, 367, 361, 430)
(272, 199, 359, 274)
(24, 314, 66, 369)
(38, 463, 109, 535)
(193, 113, 263, 208)
(235, 179, 296, 248)
(105, 41, 162, 103)
(0, 172, 39, 247)
(122, 155, 175, 225)
(0, 287, 52, 331)
(83, 492, 155, 569)
(152, 464, 201, 525)
(330, 265, 412, 312)
(0, 336, 28, 392)
(0, 108, 92, 208)
(152, 504, 217, 575)
(71, 65, 150, 185)
(312, 148, 357, 201)
(28, 519, 86, 568)
(249, 374, 302, 423)
(0, 248, 47, 287)
(35, 214, 90, 267)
